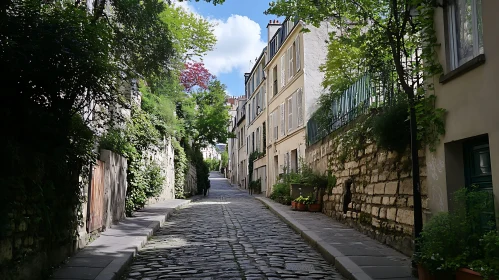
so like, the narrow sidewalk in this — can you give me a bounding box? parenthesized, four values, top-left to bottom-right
(51, 198, 197, 280)
(257, 197, 416, 280)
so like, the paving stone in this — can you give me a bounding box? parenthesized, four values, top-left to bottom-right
(123, 172, 344, 280)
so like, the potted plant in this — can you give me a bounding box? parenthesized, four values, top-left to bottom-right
(307, 198, 321, 212)
(466, 230, 499, 280)
(414, 186, 497, 280)
(294, 196, 308, 211)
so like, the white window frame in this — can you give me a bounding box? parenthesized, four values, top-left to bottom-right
(447, 0, 484, 70)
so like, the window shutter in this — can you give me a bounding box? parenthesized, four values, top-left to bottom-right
(288, 47, 293, 80)
(269, 112, 273, 144)
(280, 55, 286, 88)
(297, 88, 303, 126)
(262, 86, 266, 109)
(269, 71, 273, 99)
(280, 103, 285, 136)
(295, 36, 301, 72)
(274, 112, 278, 140)
(287, 97, 293, 131)
(292, 92, 298, 129)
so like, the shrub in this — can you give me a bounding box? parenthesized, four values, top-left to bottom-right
(415, 186, 497, 276)
(270, 182, 291, 205)
(372, 101, 410, 153)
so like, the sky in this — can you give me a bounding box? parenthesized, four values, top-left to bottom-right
(176, 0, 284, 97)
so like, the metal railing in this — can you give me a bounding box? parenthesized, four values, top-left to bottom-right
(306, 64, 415, 146)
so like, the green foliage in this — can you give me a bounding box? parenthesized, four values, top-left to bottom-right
(415, 94, 447, 152)
(269, 182, 291, 205)
(205, 158, 220, 171)
(160, 5, 216, 58)
(470, 231, 499, 280)
(327, 172, 337, 194)
(172, 138, 187, 199)
(294, 195, 315, 204)
(192, 80, 232, 146)
(99, 106, 166, 216)
(415, 186, 497, 276)
(372, 101, 411, 153)
(221, 150, 229, 169)
(267, 0, 446, 151)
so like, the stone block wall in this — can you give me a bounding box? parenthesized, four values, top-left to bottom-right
(306, 135, 428, 256)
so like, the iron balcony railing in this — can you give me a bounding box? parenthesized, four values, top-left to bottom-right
(306, 67, 413, 146)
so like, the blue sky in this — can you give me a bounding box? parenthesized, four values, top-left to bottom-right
(181, 0, 284, 97)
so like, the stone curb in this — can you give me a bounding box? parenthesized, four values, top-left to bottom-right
(256, 197, 373, 280)
(96, 196, 202, 280)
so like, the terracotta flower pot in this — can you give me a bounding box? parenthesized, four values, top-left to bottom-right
(308, 203, 321, 212)
(418, 264, 436, 280)
(417, 264, 453, 280)
(456, 268, 484, 280)
(296, 202, 307, 211)
(291, 201, 297, 210)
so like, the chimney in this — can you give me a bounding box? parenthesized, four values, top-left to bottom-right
(267, 18, 282, 44)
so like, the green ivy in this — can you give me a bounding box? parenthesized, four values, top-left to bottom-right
(99, 106, 167, 216)
(172, 138, 187, 199)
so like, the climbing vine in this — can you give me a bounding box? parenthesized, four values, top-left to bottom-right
(267, 0, 447, 152)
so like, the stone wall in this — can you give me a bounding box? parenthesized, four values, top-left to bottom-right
(184, 162, 197, 196)
(146, 136, 176, 204)
(306, 134, 427, 256)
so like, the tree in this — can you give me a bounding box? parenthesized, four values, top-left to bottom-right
(192, 80, 232, 147)
(180, 62, 214, 92)
(160, 5, 216, 60)
(266, 0, 446, 243)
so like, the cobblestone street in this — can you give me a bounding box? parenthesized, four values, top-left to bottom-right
(123, 172, 344, 280)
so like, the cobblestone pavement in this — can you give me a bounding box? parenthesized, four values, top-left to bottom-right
(123, 172, 344, 280)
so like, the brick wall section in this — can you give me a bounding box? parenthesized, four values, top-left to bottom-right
(306, 135, 428, 256)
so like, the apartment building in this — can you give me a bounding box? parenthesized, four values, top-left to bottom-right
(245, 47, 268, 194)
(227, 97, 238, 183)
(264, 18, 329, 194)
(235, 98, 248, 189)
(427, 0, 498, 225)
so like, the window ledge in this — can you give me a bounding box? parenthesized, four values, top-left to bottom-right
(440, 54, 486, 84)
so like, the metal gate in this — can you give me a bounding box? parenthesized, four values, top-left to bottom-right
(88, 160, 105, 233)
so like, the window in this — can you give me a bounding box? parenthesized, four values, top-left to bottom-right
(269, 112, 273, 144)
(295, 36, 301, 72)
(248, 104, 251, 122)
(280, 55, 286, 88)
(272, 66, 278, 96)
(447, 0, 484, 70)
(262, 122, 266, 149)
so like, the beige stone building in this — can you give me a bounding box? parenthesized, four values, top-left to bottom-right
(264, 18, 329, 194)
(427, 0, 498, 226)
(235, 97, 248, 189)
(245, 47, 268, 194)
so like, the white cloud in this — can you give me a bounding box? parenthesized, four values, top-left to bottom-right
(173, 1, 266, 76)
